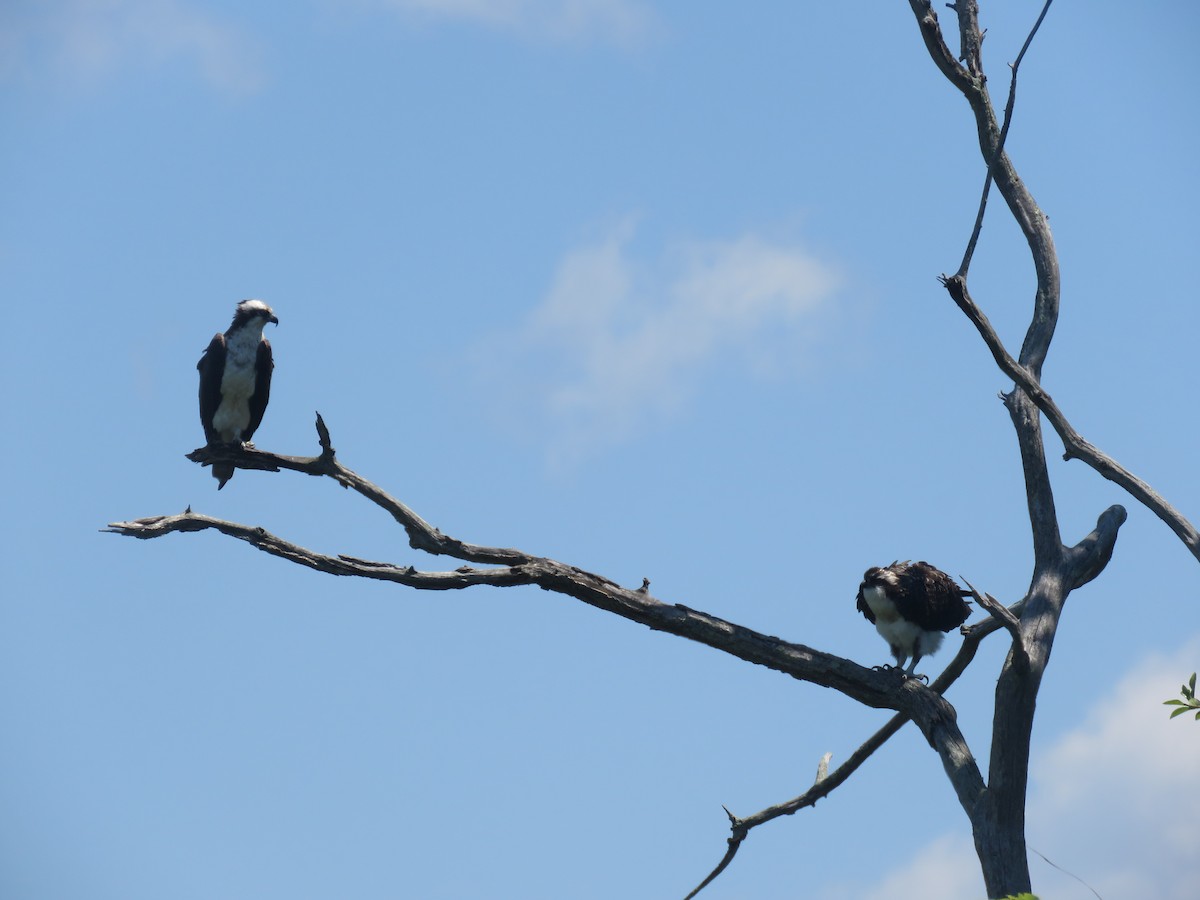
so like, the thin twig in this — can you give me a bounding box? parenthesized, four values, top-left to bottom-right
(958, 0, 1055, 276)
(682, 814, 745, 900)
(964, 579, 1021, 645)
(964, 579, 1027, 668)
(1030, 846, 1106, 900)
(682, 611, 996, 898)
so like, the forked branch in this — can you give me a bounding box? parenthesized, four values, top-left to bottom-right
(918, 0, 1198, 561)
(941, 275, 1199, 561)
(957, 0, 1055, 277)
(684, 614, 998, 898)
(186, 413, 525, 565)
(110, 417, 983, 732)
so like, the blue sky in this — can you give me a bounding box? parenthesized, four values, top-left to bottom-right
(2, 2, 1198, 898)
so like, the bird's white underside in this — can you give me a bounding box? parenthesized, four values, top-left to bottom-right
(861, 583, 944, 663)
(211, 320, 268, 442)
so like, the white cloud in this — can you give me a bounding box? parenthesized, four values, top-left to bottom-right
(476, 219, 842, 466)
(1026, 634, 1200, 900)
(820, 635, 1200, 900)
(367, 0, 657, 45)
(864, 834, 982, 900)
(1, 0, 263, 92)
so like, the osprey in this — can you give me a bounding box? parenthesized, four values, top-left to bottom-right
(197, 299, 278, 489)
(856, 560, 972, 678)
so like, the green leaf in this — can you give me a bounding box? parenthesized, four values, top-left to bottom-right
(1189, 672, 1197, 693)
(1164, 699, 1184, 706)
(1169, 706, 1191, 718)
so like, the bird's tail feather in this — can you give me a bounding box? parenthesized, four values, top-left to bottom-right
(213, 462, 235, 490)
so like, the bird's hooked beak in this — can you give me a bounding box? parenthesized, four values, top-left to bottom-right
(269, 313, 279, 325)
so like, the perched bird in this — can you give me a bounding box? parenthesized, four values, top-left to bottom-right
(197, 299, 278, 489)
(856, 560, 972, 678)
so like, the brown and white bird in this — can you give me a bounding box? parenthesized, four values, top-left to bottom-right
(856, 560, 972, 678)
(197, 299, 278, 489)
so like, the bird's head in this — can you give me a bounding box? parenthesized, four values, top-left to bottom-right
(861, 565, 900, 591)
(231, 298, 279, 329)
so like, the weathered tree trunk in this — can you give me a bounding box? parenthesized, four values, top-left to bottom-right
(908, 1, 1089, 895)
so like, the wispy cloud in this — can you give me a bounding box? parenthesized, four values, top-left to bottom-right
(365, 0, 657, 46)
(819, 635, 1200, 900)
(1, 0, 264, 92)
(475, 219, 842, 466)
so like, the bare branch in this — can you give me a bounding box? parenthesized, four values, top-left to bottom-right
(950, 0, 985, 79)
(684, 716, 906, 900)
(905, 1, 974, 92)
(103, 511, 527, 590)
(113, 419, 973, 722)
(682, 822, 744, 900)
(1011, 0, 1054, 71)
(188, 415, 529, 566)
(942, 276, 1200, 562)
(916, 0, 1064, 561)
(814, 751, 832, 784)
(958, 0, 1055, 277)
(911, 1, 1060, 378)
(683, 607, 999, 898)
(964, 578, 1025, 664)
(1066, 505, 1128, 590)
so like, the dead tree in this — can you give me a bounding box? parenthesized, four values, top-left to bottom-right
(107, 2, 1196, 897)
